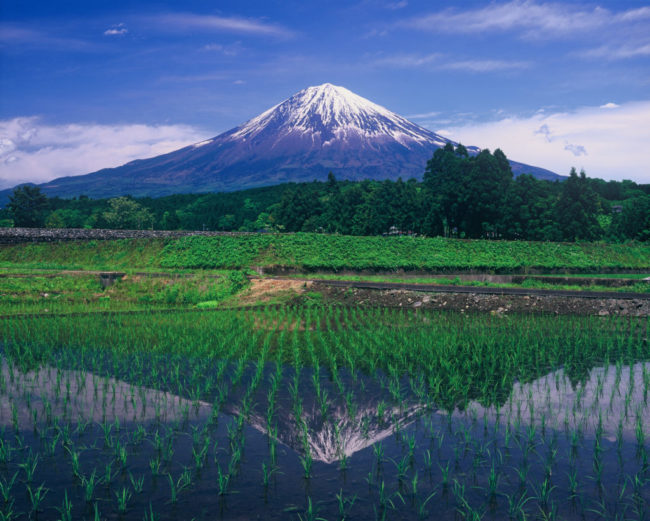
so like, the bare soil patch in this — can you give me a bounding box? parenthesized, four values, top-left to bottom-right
(238, 277, 312, 306)
(312, 283, 650, 316)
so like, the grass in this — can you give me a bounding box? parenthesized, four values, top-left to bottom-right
(0, 238, 167, 271)
(1, 233, 649, 273)
(0, 270, 249, 315)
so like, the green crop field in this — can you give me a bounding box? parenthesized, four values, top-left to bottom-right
(1, 234, 649, 272)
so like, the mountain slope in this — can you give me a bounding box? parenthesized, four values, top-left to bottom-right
(6, 84, 562, 200)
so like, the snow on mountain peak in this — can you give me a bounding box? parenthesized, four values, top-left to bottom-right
(230, 83, 448, 148)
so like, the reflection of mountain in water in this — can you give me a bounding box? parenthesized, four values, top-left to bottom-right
(457, 362, 650, 442)
(223, 370, 427, 464)
(1, 360, 426, 464)
(225, 362, 650, 462)
(4, 358, 647, 463)
(0, 361, 212, 429)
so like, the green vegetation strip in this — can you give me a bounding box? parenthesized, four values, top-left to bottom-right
(1, 233, 649, 272)
(0, 270, 249, 315)
(2, 307, 648, 410)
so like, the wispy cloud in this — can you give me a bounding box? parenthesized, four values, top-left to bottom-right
(398, 1, 650, 39)
(369, 53, 441, 68)
(578, 42, 650, 60)
(104, 23, 128, 36)
(564, 143, 587, 157)
(0, 117, 209, 189)
(0, 24, 96, 51)
(157, 72, 233, 83)
(438, 100, 650, 182)
(149, 13, 294, 38)
(369, 53, 529, 73)
(385, 1, 408, 10)
(441, 60, 530, 72)
(406, 111, 440, 120)
(201, 41, 243, 56)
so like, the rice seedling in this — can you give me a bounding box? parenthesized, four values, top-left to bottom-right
(0, 473, 18, 504)
(25, 483, 48, 515)
(129, 472, 145, 494)
(80, 469, 99, 502)
(0, 304, 646, 519)
(216, 463, 230, 496)
(114, 486, 132, 514)
(18, 452, 38, 483)
(56, 490, 73, 521)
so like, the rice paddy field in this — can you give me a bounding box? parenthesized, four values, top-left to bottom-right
(1, 306, 649, 520)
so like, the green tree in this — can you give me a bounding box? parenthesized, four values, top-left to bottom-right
(44, 208, 86, 229)
(103, 197, 154, 229)
(554, 168, 602, 241)
(274, 186, 322, 232)
(460, 149, 513, 237)
(45, 210, 66, 228)
(423, 144, 465, 235)
(161, 210, 181, 230)
(610, 194, 650, 241)
(7, 185, 49, 227)
(500, 174, 557, 240)
(424, 145, 513, 238)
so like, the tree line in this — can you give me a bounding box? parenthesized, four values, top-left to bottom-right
(2, 143, 649, 241)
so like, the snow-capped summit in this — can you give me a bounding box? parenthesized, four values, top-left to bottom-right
(28, 83, 560, 199)
(230, 83, 448, 149)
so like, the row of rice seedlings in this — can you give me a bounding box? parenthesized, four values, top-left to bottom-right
(0, 307, 648, 519)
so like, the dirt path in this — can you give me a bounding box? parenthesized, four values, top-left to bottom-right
(307, 281, 650, 316)
(305, 278, 650, 300)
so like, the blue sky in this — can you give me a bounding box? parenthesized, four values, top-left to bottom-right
(1, 0, 650, 187)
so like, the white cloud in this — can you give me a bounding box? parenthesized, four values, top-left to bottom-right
(0, 23, 95, 51)
(399, 1, 650, 39)
(406, 111, 440, 120)
(439, 100, 650, 183)
(104, 23, 128, 36)
(579, 42, 650, 60)
(0, 118, 209, 190)
(201, 41, 242, 55)
(151, 13, 294, 38)
(600, 102, 619, 109)
(564, 143, 587, 157)
(386, 1, 408, 9)
(369, 53, 528, 73)
(369, 53, 441, 68)
(441, 59, 530, 72)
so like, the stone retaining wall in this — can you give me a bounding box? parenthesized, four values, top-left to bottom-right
(0, 227, 251, 244)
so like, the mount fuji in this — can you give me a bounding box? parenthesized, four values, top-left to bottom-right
(18, 83, 561, 199)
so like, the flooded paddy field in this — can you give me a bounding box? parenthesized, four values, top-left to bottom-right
(0, 307, 648, 520)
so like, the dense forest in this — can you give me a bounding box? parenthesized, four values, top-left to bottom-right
(2, 144, 649, 241)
